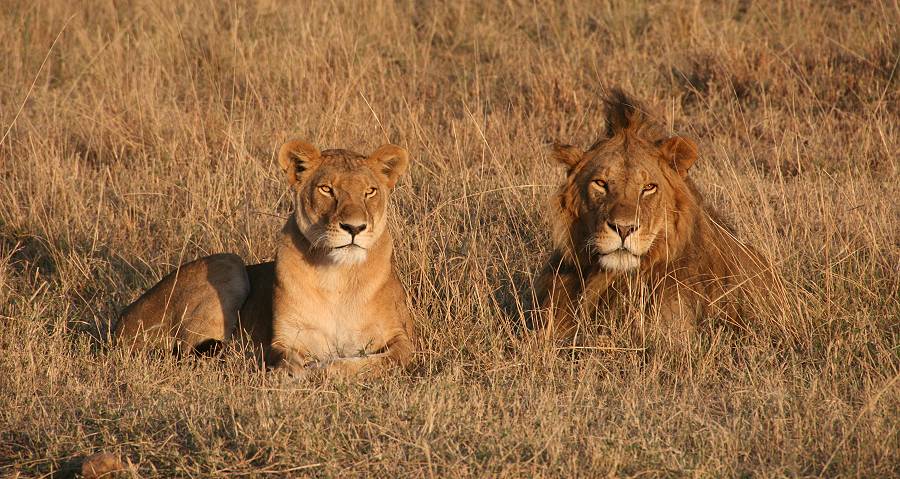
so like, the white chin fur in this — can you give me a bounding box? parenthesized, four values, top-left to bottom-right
(327, 247, 368, 265)
(599, 251, 640, 272)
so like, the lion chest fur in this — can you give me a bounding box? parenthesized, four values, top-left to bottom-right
(270, 220, 401, 362)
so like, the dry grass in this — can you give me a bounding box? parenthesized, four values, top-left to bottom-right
(1, 0, 898, 477)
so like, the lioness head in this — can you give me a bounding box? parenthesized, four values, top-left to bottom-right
(550, 91, 699, 272)
(278, 140, 409, 264)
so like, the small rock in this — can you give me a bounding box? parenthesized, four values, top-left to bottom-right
(81, 452, 127, 478)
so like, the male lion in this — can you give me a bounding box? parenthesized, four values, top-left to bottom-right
(532, 90, 782, 344)
(115, 141, 415, 377)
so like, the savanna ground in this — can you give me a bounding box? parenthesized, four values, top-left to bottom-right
(1, 0, 898, 477)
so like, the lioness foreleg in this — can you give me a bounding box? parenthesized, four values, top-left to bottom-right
(326, 333, 414, 378)
(277, 333, 413, 380)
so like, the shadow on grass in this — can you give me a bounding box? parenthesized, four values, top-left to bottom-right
(0, 218, 155, 353)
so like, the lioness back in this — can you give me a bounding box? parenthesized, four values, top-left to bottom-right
(115, 253, 249, 353)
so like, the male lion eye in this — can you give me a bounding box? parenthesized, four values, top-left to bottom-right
(318, 185, 333, 196)
(642, 184, 658, 195)
(365, 187, 377, 198)
(592, 179, 608, 191)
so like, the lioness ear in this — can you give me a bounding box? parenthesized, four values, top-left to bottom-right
(659, 136, 697, 177)
(278, 140, 320, 185)
(367, 144, 409, 189)
(550, 143, 583, 168)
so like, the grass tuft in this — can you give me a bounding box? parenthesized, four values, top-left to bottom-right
(1, 0, 898, 476)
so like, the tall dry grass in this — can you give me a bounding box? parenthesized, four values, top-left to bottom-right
(1, 0, 898, 477)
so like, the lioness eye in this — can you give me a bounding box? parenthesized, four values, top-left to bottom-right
(642, 184, 657, 195)
(365, 187, 377, 198)
(318, 185, 333, 196)
(592, 179, 608, 191)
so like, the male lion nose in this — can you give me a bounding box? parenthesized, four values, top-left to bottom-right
(339, 222, 367, 237)
(608, 221, 637, 240)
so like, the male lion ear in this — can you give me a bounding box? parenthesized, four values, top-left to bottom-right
(660, 136, 698, 177)
(278, 140, 320, 185)
(550, 143, 583, 168)
(367, 144, 409, 189)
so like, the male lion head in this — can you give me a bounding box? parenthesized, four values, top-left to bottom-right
(278, 140, 409, 264)
(550, 90, 700, 273)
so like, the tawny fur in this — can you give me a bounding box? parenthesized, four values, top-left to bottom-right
(115, 141, 415, 378)
(115, 253, 249, 354)
(532, 89, 783, 344)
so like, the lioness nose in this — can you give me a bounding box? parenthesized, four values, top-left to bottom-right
(340, 222, 367, 237)
(608, 221, 637, 240)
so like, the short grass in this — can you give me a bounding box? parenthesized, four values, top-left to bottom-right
(1, 0, 898, 477)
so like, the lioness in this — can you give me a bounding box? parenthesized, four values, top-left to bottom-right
(532, 90, 781, 344)
(115, 141, 415, 377)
